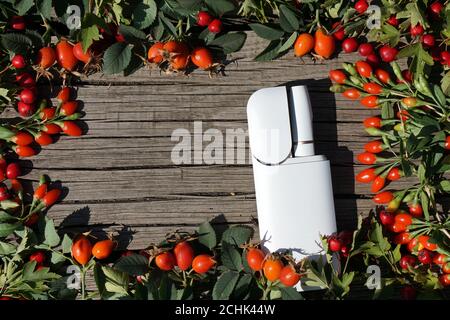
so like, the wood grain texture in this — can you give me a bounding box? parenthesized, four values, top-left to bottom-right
(13, 31, 408, 249)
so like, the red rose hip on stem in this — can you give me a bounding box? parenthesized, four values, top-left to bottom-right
(11, 55, 26, 69)
(208, 19, 222, 33)
(342, 38, 358, 53)
(197, 11, 212, 27)
(354, 0, 369, 14)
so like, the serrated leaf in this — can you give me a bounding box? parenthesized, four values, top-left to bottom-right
(0, 241, 16, 255)
(221, 242, 242, 271)
(114, 254, 149, 276)
(0, 222, 21, 237)
(14, 0, 33, 15)
(205, 0, 235, 16)
(102, 265, 129, 295)
(102, 42, 132, 74)
(118, 25, 146, 41)
(232, 274, 253, 299)
(208, 32, 247, 54)
(44, 218, 60, 247)
(249, 24, 284, 41)
(198, 221, 217, 249)
(280, 286, 304, 300)
(279, 5, 299, 32)
(0, 33, 33, 54)
(221, 225, 252, 246)
(61, 234, 72, 254)
(36, 0, 52, 19)
(133, 0, 157, 30)
(212, 271, 239, 300)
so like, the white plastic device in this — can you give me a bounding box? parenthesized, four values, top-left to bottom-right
(247, 85, 337, 287)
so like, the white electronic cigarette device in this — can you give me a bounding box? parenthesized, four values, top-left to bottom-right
(247, 85, 337, 269)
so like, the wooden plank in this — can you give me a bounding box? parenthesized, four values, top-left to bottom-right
(11, 31, 408, 249)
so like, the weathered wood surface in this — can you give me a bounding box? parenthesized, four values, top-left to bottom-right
(11, 32, 410, 249)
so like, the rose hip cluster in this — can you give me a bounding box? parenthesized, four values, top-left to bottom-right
(0, 158, 61, 227)
(196, 11, 222, 34)
(378, 209, 450, 287)
(334, 1, 448, 68)
(147, 40, 216, 73)
(1, 86, 82, 158)
(327, 230, 354, 259)
(245, 247, 303, 287)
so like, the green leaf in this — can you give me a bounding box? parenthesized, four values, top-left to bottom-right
(0, 200, 19, 210)
(118, 25, 146, 41)
(280, 286, 304, 300)
(159, 13, 178, 37)
(0, 241, 16, 255)
(441, 71, 450, 95)
(36, 0, 52, 19)
(433, 85, 446, 107)
(278, 32, 298, 53)
(14, 0, 33, 15)
(255, 39, 283, 61)
(232, 274, 253, 299)
(0, 33, 33, 54)
(114, 254, 149, 276)
(61, 234, 72, 254)
(209, 32, 247, 54)
(439, 180, 450, 192)
(205, 0, 235, 16)
(221, 225, 253, 246)
(212, 271, 239, 300)
(133, 0, 157, 30)
(102, 265, 129, 295)
(80, 14, 102, 52)
(420, 191, 430, 221)
(249, 24, 284, 41)
(221, 242, 242, 271)
(0, 211, 16, 222)
(44, 218, 60, 247)
(198, 221, 217, 249)
(279, 5, 299, 33)
(0, 222, 21, 237)
(102, 42, 132, 75)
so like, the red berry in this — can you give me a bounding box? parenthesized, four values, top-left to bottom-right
(17, 101, 35, 117)
(354, 0, 369, 14)
(340, 245, 350, 258)
(387, 15, 399, 27)
(429, 1, 444, 17)
(365, 53, 380, 67)
(401, 70, 413, 83)
(399, 255, 417, 270)
(358, 43, 373, 56)
(379, 45, 398, 62)
(11, 55, 26, 69)
(342, 38, 358, 53)
(29, 251, 46, 264)
(19, 88, 36, 104)
(422, 34, 435, 47)
(410, 24, 424, 37)
(418, 249, 433, 264)
(6, 163, 21, 179)
(16, 73, 35, 87)
(332, 22, 345, 41)
(379, 210, 395, 226)
(10, 16, 26, 30)
(440, 51, 450, 65)
(197, 11, 212, 27)
(328, 237, 342, 252)
(208, 19, 222, 33)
